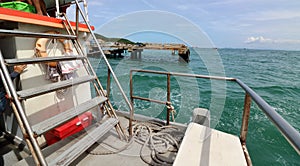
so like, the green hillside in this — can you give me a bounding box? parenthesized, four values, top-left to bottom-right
(94, 33, 135, 45)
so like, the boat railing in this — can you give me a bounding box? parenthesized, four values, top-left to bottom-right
(129, 69, 300, 165)
(72, 0, 134, 130)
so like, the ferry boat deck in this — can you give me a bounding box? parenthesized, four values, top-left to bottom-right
(11, 111, 247, 166)
(0, 1, 299, 165)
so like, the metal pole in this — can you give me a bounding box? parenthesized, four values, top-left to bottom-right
(0, 52, 47, 165)
(129, 71, 134, 136)
(76, 6, 79, 36)
(240, 93, 252, 165)
(107, 69, 111, 98)
(83, 0, 89, 22)
(166, 74, 171, 125)
(0, 69, 40, 165)
(62, 13, 107, 96)
(131, 96, 166, 105)
(62, 11, 127, 140)
(242, 144, 252, 166)
(166, 102, 171, 125)
(240, 93, 251, 143)
(131, 69, 236, 81)
(75, 0, 133, 138)
(167, 74, 171, 102)
(236, 79, 300, 154)
(130, 71, 133, 105)
(74, 0, 133, 113)
(55, 0, 60, 18)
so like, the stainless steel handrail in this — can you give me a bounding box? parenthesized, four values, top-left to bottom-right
(130, 69, 300, 157)
(0, 51, 47, 165)
(74, 0, 134, 135)
(236, 79, 300, 154)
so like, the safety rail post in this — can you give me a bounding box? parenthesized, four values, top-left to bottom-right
(240, 93, 251, 142)
(240, 93, 252, 166)
(129, 70, 134, 136)
(107, 69, 111, 98)
(166, 74, 171, 125)
(236, 79, 300, 154)
(130, 70, 173, 125)
(167, 74, 171, 101)
(166, 102, 171, 125)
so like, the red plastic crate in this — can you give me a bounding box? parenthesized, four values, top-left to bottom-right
(45, 112, 93, 145)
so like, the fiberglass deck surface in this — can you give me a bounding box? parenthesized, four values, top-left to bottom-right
(173, 123, 247, 166)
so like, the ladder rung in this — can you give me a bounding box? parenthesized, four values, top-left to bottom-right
(17, 75, 96, 99)
(5, 56, 86, 65)
(49, 118, 118, 166)
(0, 29, 77, 39)
(32, 96, 107, 135)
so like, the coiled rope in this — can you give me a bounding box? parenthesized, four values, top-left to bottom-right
(88, 121, 184, 165)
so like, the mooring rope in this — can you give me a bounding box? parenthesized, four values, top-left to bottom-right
(88, 121, 184, 165)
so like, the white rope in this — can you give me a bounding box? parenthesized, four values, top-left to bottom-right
(88, 121, 184, 165)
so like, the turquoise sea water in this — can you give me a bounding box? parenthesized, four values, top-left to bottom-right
(89, 48, 299, 165)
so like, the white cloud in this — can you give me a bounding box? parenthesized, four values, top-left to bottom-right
(245, 36, 271, 44)
(245, 36, 300, 44)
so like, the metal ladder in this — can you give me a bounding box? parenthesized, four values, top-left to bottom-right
(0, 1, 130, 165)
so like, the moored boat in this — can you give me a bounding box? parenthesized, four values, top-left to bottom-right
(0, 1, 299, 165)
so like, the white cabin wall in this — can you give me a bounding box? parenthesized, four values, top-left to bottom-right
(14, 23, 92, 125)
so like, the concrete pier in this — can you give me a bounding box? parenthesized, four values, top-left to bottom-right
(130, 49, 143, 60)
(90, 42, 190, 62)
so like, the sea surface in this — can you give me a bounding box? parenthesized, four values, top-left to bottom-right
(89, 48, 299, 165)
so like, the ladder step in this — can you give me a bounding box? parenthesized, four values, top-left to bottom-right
(32, 96, 107, 135)
(5, 56, 86, 65)
(17, 75, 96, 99)
(0, 29, 77, 39)
(49, 118, 118, 166)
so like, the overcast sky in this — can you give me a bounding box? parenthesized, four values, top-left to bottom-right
(81, 0, 300, 50)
